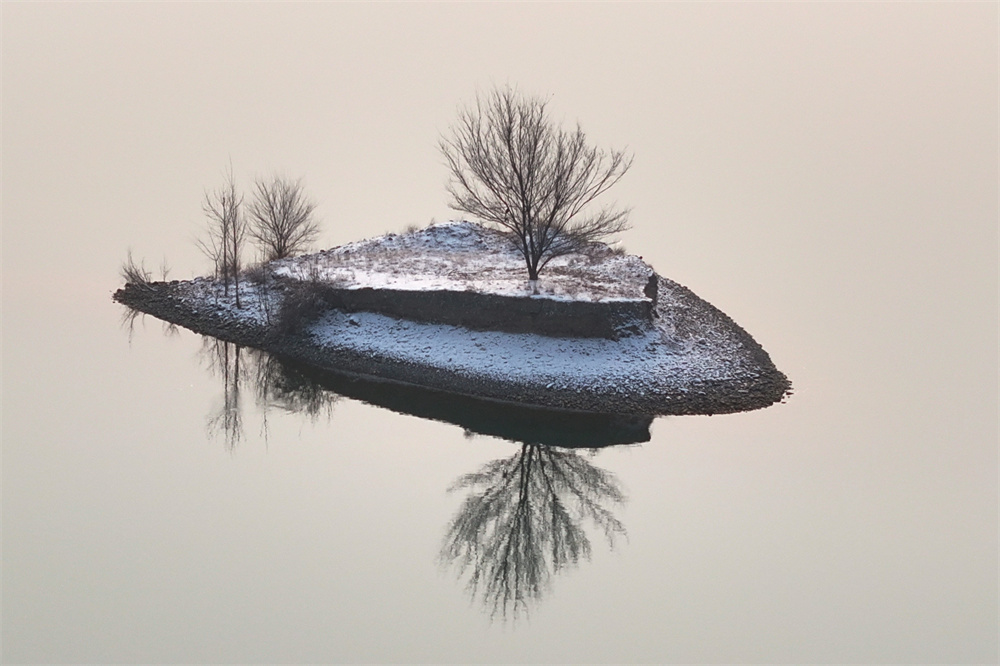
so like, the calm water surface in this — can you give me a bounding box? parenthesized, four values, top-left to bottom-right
(4, 3, 996, 663)
(5, 258, 995, 663)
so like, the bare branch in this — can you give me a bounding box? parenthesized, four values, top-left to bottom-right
(247, 175, 320, 261)
(201, 165, 247, 306)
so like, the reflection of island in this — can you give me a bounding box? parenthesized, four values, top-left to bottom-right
(199, 339, 339, 448)
(155, 326, 632, 618)
(193, 337, 631, 618)
(195, 335, 652, 449)
(182, 332, 632, 619)
(442, 443, 626, 620)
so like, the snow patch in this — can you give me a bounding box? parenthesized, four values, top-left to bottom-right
(270, 220, 651, 303)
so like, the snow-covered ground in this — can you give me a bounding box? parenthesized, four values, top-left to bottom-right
(270, 221, 652, 302)
(307, 306, 750, 397)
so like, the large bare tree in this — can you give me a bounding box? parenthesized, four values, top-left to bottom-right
(441, 87, 633, 287)
(199, 167, 247, 307)
(247, 175, 320, 261)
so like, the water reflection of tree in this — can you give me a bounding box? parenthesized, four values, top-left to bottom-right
(248, 350, 337, 421)
(199, 339, 338, 448)
(442, 443, 626, 620)
(201, 338, 247, 450)
(119, 305, 181, 344)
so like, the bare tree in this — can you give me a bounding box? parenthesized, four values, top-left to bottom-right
(441, 86, 633, 289)
(247, 175, 320, 261)
(199, 167, 247, 307)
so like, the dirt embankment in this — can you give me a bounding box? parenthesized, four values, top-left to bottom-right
(288, 282, 653, 339)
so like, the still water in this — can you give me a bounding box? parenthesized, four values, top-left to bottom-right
(4, 258, 995, 663)
(4, 3, 996, 663)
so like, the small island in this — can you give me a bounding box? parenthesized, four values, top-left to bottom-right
(114, 220, 790, 416)
(115, 86, 789, 419)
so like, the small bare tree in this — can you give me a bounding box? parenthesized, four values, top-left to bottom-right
(441, 86, 633, 289)
(247, 175, 320, 261)
(119, 249, 153, 289)
(199, 167, 247, 307)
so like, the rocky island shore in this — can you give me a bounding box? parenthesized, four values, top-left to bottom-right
(114, 221, 790, 416)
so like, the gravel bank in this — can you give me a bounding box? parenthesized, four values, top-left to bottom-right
(113, 274, 790, 417)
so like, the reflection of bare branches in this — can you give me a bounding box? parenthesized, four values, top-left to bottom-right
(118, 303, 146, 345)
(442, 443, 626, 620)
(246, 350, 338, 422)
(199, 340, 339, 449)
(201, 338, 247, 451)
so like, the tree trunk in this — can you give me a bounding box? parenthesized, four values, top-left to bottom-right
(526, 259, 539, 282)
(526, 258, 540, 294)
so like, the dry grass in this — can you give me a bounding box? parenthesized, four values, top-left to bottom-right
(120, 250, 153, 289)
(274, 278, 337, 336)
(242, 262, 270, 285)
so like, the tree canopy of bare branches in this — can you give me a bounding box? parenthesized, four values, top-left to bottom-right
(247, 176, 320, 261)
(198, 167, 247, 306)
(441, 86, 633, 284)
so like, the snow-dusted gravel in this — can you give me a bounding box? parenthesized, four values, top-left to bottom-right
(312, 308, 704, 396)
